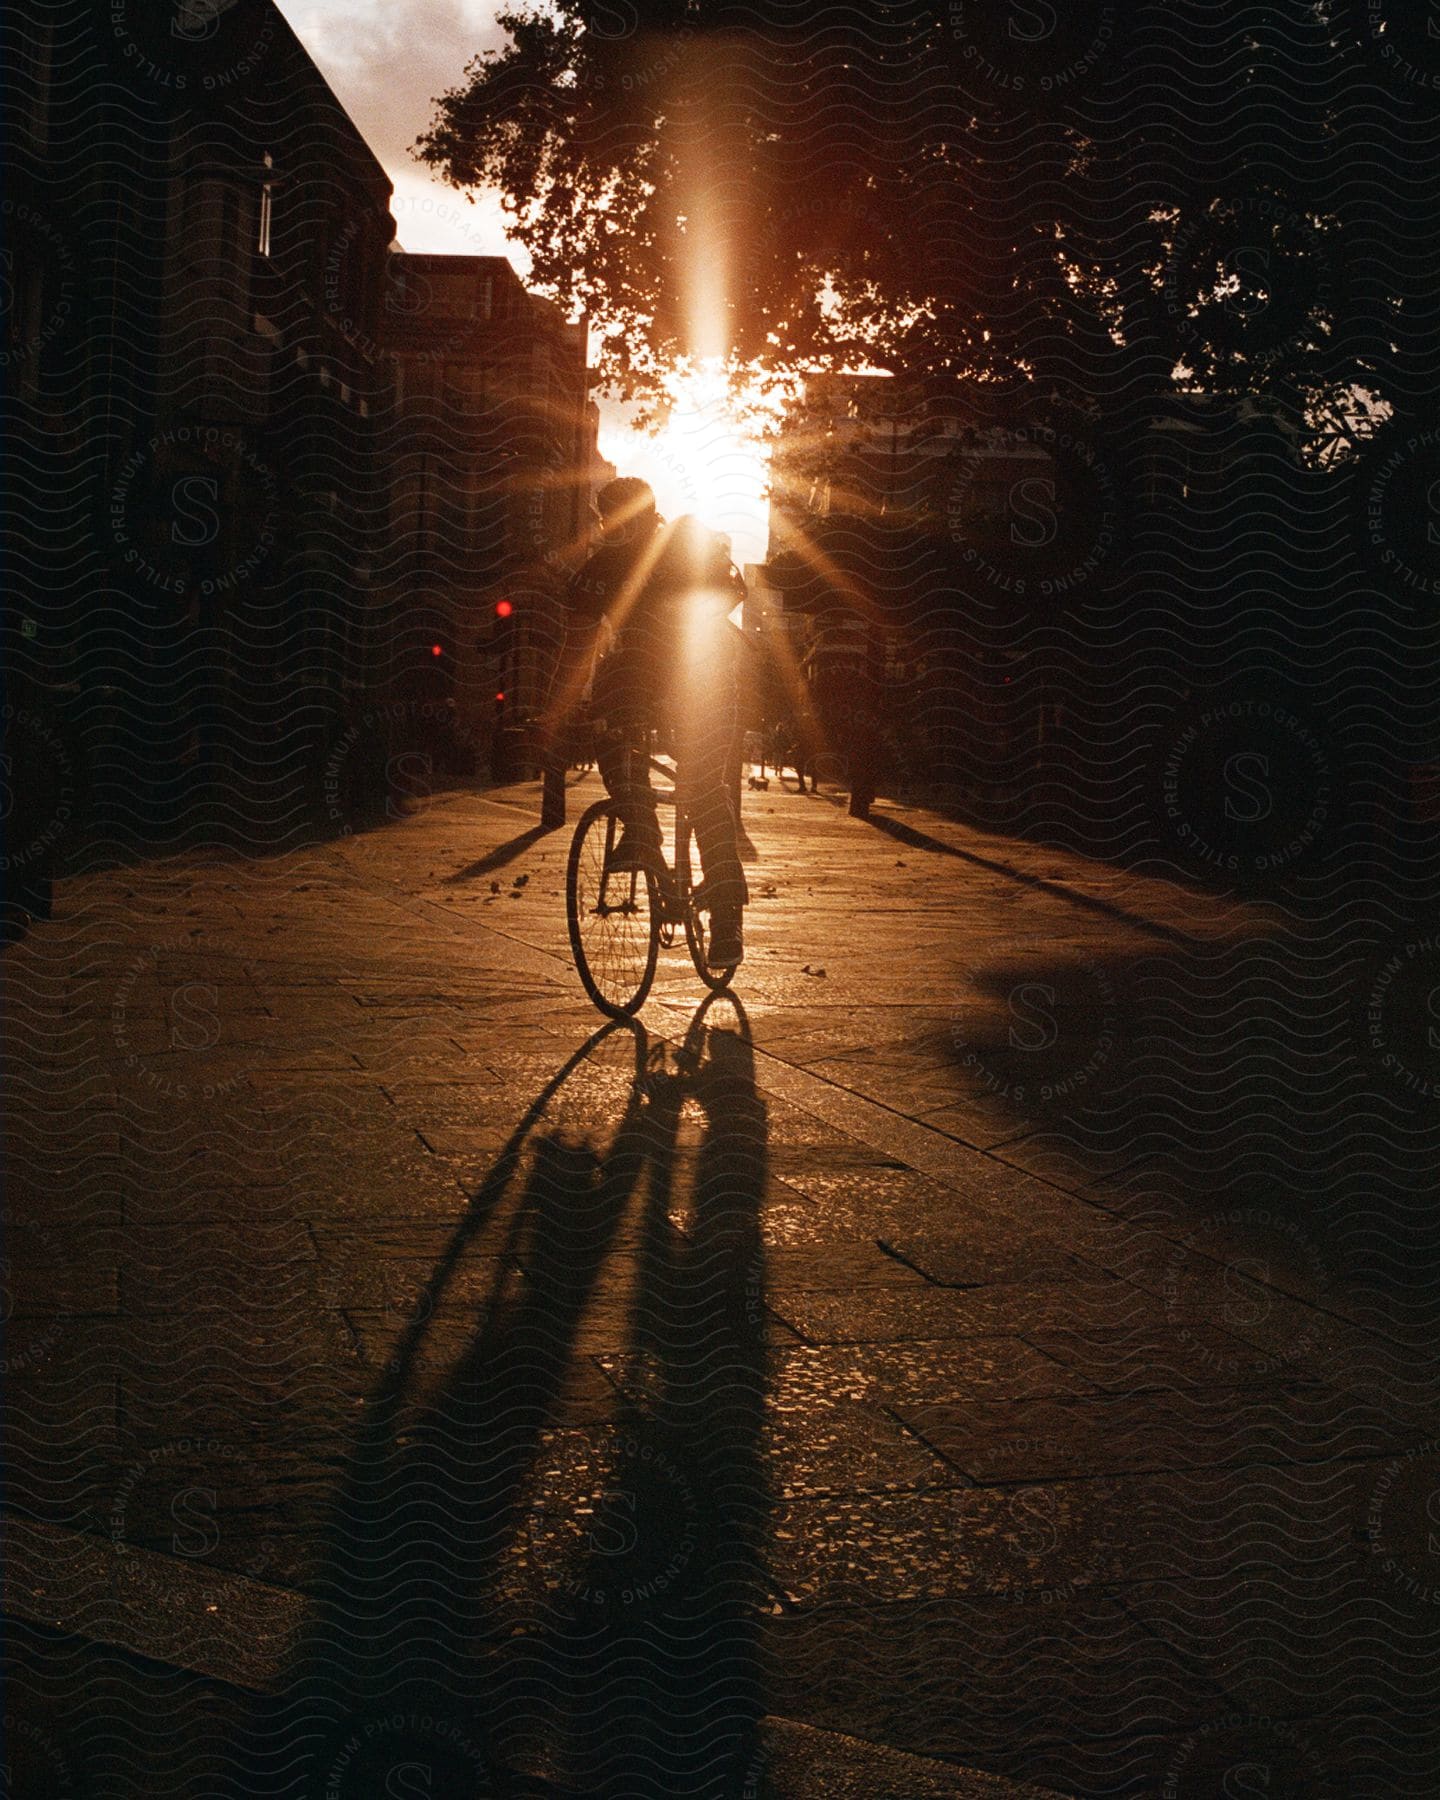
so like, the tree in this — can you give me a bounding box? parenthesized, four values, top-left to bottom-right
(416, 5, 1108, 399)
(415, 2, 1421, 459)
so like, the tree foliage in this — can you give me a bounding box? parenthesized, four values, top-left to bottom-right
(415, 1, 1418, 445)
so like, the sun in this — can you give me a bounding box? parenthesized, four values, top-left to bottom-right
(597, 363, 777, 569)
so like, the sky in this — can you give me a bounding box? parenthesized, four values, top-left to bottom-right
(275, 0, 520, 262)
(274, 1, 773, 565)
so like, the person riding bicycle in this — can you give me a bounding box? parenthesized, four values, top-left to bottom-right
(556, 476, 748, 968)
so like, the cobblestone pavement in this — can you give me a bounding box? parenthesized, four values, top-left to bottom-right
(5, 774, 1439, 1797)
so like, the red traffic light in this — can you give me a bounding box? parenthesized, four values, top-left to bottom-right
(494, 690, 506, 703)
(494, 599, 513, 619)
(430, 643, 444, 657)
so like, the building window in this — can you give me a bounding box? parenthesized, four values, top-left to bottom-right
(257, 153, 273, 257)
(444, 363, 489, 412)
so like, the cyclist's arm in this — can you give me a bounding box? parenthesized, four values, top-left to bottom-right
(692, 558, 746, 629)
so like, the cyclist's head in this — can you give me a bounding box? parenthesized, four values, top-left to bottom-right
(597, 477, 658, 544)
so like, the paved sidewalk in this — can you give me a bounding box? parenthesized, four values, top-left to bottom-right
(5, 773, 1438, 1797)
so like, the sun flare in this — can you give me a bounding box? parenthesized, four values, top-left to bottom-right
(597, 363, 778, 569)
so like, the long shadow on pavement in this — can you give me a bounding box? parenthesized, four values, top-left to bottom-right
(232, 996, 770, 1799)
(860, 808, 1194, 948)
(446, 823, 561, 883)
(935, 930, 1440, 1334)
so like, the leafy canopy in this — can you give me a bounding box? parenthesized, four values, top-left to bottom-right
(415, 2, 1388, 444)
(415, 3, 1080, 399)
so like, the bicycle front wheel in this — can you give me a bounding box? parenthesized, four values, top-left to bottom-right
(567, 800, 660, 1017)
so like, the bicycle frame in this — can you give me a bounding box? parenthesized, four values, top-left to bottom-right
(567, 723, 736, 1016)
(593, 747, 688, 928)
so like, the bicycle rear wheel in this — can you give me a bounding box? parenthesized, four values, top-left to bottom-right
(567, 800, 660, 1017)
(677, 818, 737, 992)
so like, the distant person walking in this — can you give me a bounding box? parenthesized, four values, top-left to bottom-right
(804, 606, 879, 816)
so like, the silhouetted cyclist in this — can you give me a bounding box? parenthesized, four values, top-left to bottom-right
(555, 477, 748, 968)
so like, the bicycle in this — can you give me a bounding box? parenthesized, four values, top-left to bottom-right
(566, 734, 740, 1018)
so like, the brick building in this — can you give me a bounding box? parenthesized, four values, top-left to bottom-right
(5, 0, 606, 860)
(378, 254, 609, 758)
(6, 0, 400, 839)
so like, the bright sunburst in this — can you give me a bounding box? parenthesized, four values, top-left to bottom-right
(597, 362, 779, 569)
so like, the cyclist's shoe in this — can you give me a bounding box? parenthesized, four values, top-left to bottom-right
(607, 827, 662, 873)
(707, 907, 744, 968)
(691, 875, 748, 913)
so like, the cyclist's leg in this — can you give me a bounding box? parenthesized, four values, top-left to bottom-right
(595, 721, 628, 804)
(596, 704, 662, 861)
(594, 655, 649, 802)
(675, 680, 747, 914)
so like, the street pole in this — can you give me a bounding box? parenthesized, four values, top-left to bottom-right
(541, 755, 565, 827)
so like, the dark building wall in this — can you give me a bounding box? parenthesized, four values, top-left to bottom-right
(6, 1, 608, 861)
(763, 378, 1406, 889)
(765, 382, 1055, 799)
(379, 254, 599, 752)
(6, 0, 399, 846)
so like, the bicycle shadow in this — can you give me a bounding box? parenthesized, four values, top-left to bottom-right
(235, 996, 770, 1798)
(445, 823, 559, 883)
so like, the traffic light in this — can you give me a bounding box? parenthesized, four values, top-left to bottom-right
(416, 626, 452, 689)
(484, 602, 517, 725)
(488, 598, 515, 659)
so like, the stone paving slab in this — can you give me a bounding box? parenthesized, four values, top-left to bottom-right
(785, 1340, 1102, 1407)
(899, 1385, 1416, 1482)
(3, 1517, 308, 1694)
(599, 1336, 1102, 1432)
(6, 1401, 123, 1530)
(880, 1231, 1096, 1289)
(3, 1252, 120, 1319)
(766, 1479, 1138, 1607)
(1127, 1574, 1440, 1718)
(118, 1220, 318, 1312)
(593, 1356, 958, 1501)
(1018, 1321, 1303, 1392)
(6, 774, 1440, 1797)
(4, 1623, 258, 1800)
(762, 1591, 1227, 1785)
(4, 1531, 1055, 1798)
(756, 1717, 1059, 1798)
(766, 1282, 1151, 1345)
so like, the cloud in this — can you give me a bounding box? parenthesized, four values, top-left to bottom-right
(276, 0, 507, 169)
(386, 167, 525, 265)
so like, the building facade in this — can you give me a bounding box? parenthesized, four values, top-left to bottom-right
(7, 0, 399, 839)
(4, 0, 603, 861)
(764, 374, 1060, 797)
(378, 254, 607, 761)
